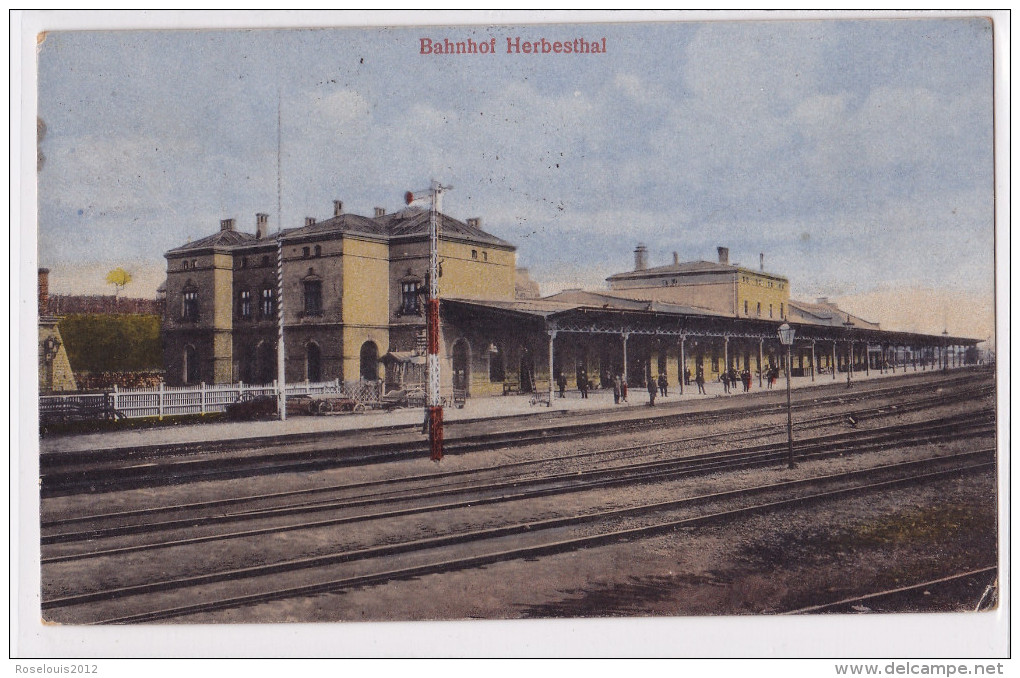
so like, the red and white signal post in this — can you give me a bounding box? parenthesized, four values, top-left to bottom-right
(406, 181, 451, 461)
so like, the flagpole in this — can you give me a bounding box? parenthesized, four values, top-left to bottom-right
(276, 90, 286, 420)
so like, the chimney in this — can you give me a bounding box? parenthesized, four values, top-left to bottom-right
(220, 218, 235, 232)
(760, 253, 764, 271)
(466, 217, 481, 229)
(374, 207, 386, 217)
(305, 217, 317, 226)
(717, 246, 729, 265)
(634, 244, 648, 271)
(333, 200, 343, 216)
(256, 213, 269, 240)
(672, 251, 679, 266)
(38, 268, 50, 310)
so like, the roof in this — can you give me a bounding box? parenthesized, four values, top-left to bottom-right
(376, 208, 515, 248)
(787, 299, 880, 330)
(444, 290, 730, 321)
(166, 229, 257, 254)
(168, 207, 515, 255)
(607, 259, 787, 282)
(542, 289, 728, 317)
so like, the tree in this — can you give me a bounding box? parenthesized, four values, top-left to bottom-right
(106, 268, 132, 300)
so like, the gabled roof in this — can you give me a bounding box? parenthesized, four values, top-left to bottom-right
(787, 299, 880, 330)
(166, 229, 257, 254)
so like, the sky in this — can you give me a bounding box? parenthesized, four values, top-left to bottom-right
(33, 13, 998, 340)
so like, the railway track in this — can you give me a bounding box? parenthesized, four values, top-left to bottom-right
(783, 567, 998, 614)
(41, 399, 995, 624)
(42, 450, 994, 624)
(41, 409, 996, 556)
(39, 373, 995, 496)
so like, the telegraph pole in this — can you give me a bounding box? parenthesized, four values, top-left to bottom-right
(407, 181, 451, 461)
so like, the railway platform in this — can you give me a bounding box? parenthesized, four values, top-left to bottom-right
(37, 366, 974, 459)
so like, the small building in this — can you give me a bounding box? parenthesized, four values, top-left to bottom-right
(38, 269, 77, 393)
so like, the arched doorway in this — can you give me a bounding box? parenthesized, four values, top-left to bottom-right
(360, 341, 379, 381)
(452, 339, 470, 394)
(519, 352, 534, 393)
(183, 344, 200, 385)
(306, 342, 322, 382)
(239, 346, 257, 383)
(256, 340, 276, 384)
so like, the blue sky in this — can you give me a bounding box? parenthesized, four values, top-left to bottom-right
(35, 14, 997, 337)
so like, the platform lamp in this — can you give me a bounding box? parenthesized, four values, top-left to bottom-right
(777, 322, 796, 469)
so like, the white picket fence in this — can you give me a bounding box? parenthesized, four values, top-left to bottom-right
(40, 379, 384, 420)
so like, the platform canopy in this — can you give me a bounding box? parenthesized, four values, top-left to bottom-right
(441, 296, 979, 348)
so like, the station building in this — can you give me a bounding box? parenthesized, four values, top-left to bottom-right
(162, 201, 978, 399)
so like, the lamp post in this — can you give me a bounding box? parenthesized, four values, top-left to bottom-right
(843, 315, 854, 388)
(777, 323, 796, 469)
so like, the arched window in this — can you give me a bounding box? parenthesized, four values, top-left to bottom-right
(238, 290, 252, 319)
(360, 341, 379, 381)
(181, 283, 199, 322)
(306, 342, 322, 382)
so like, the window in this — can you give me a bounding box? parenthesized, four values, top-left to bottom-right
(182, 290, 198, 321)
(261, 255, 270, 267)
(182, 260, 189, 270)
(302, 246, 310, 258)
(303, 279, 323, 315)
(239, 290, 252, 319)
(756, 302, 761, 316)
(744, 300, 748, 315)
(261, 287, 275, 318)
(471, 249, 478, 260)
(769, 304, 773, 318)
(780, 303, 784, 319)
(400, 281, 420, 315)
(712, 356, 719, 372)
(314, 245, 322, 257)
(483, 251, 488, 262)
(240, 257, 247, 269)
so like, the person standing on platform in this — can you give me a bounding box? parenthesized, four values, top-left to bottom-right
(613, 374, 622, 404)
(695, 368, 706, 394)
(721, 370, 730, 394)
(557, 372, 566, 398)
(579, 369, 589, 399)
(684, 368, 691, 386)
(622, 377, 628, 402)
(658, 373, 668, 397)
(647, 374, 657, 406)
(742, 369, 751, 392)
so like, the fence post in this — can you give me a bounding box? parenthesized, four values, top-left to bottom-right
(201, 382, 207, 415)
(158, 381, 164, 420)
(112, 384, 119, 412)
(239, 380, 245, 401)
